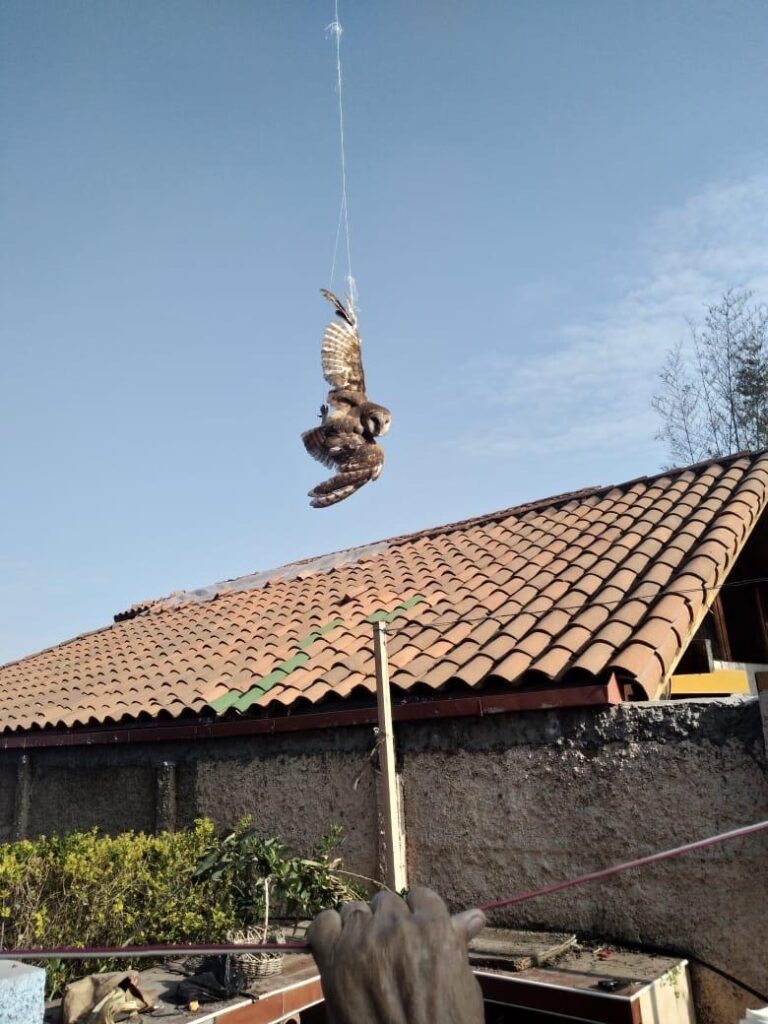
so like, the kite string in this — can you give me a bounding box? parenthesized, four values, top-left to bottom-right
(327, 1, 357, 312)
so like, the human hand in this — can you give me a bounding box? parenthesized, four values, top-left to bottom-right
(307, 886, 486, 1024)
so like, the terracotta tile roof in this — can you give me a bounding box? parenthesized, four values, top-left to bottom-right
(2, 451, 768, 735)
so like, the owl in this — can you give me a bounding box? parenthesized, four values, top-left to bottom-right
(301, 289, 392, 508)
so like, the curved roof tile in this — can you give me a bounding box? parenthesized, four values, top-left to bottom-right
(1, 450, 768, 734)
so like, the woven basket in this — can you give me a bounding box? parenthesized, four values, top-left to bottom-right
(227, 926, 285, 982)
(180, 954, 207, 975)
(227, 878, 284, 984)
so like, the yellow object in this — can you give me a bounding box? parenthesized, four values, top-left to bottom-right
(188, 1000, 200, 1012)
(670, 669, 750, 696)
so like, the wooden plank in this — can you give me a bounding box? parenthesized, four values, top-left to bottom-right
(469, 928, 576, 971)
(671, 669, 750, 696)
(372, 622, 408, 893)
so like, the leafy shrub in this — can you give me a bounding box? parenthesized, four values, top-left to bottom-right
(0, 819, 360, 997)
(0, 820, 234, 996)
(193, 822, 363, 926)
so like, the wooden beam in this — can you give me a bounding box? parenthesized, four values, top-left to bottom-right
(753, 584, 768, 660)
(372, 622, 408, 893)
(710, 595, 732, 662)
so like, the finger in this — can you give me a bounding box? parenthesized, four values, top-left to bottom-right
(339, 900, 373, 924)
(307, 909, 342, 968)
(451, 908, 487, 943)
(405, 886, 450, 919)
(370, 889, 409, 919)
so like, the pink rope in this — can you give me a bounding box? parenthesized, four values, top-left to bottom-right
(0, 941, 308, 960)
(3, 819, 767, 960)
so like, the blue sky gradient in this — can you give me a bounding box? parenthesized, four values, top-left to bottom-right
(2, 0, 768, 663)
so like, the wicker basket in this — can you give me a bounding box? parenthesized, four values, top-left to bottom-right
(179, 954, 207, 976)
(227, 926, 285, 982)
(227, 878, 285, 984)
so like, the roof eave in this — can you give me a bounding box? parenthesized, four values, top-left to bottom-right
(0, 677, 624, 750)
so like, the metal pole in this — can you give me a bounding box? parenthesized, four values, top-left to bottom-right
(372, 621, 408, 892)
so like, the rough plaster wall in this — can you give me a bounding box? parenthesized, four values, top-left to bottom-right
(183, 735, 379, 878)
(0, 700, 765, 1022)
(401, 698, 768, 1024)
(0, 728, 381, 878)
(27, 760, 157, 837)
(690, 966, 766, 1024)
(0, 750, 153, 842)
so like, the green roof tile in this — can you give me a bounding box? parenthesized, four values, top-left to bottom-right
(209, 600, 423, 716)
(231, 669, 288, 712)
(298, 618, 343, 649)
(207, 626, 326, 716)
(366, 594, 425, 623)
(207, 689, 244, 714)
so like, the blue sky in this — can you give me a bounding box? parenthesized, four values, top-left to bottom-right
(2, 0, 768, 664)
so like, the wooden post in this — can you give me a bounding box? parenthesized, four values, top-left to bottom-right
(372, 622, 408, 893)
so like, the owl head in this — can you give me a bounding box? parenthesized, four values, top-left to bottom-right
(362, 403, 392, 438)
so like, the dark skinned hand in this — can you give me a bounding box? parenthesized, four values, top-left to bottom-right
(307, 886, 486, 1024)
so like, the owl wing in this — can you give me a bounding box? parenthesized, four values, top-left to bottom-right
(306, 440, 384, 508)
(302, 427, 337, 469)
(301, 426, 365, 470)
(321, 317, 366, 394)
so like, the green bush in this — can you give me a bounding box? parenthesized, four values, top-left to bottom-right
(0, 819, 361, 998)
(193, 822, 363, 926)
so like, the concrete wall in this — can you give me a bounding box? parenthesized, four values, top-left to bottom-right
(1, 697, 766, 1023)
(0, 728, 381, 881)
(402, 698, 768, 1024)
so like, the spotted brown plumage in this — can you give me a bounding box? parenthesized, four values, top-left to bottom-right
(302, 290, 391, 508)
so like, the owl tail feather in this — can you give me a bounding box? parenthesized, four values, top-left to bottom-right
(308, 469, 371, 508)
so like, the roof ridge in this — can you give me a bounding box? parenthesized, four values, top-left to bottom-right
(3, 449, 766, 672)
(289, 449, 768, 556)
(4, 448, 768, 731)
(139, 447, 768, 612)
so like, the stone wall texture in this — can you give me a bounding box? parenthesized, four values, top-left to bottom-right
(1, 696, 766, 1023)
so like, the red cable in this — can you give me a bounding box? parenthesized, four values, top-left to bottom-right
(0, 941, 307, 960)
(2, 820, 767, 960)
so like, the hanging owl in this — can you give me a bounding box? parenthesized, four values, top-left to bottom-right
(301, 289, 391, 508)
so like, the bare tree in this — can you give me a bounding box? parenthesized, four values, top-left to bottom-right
(652, 290, 768, 463)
